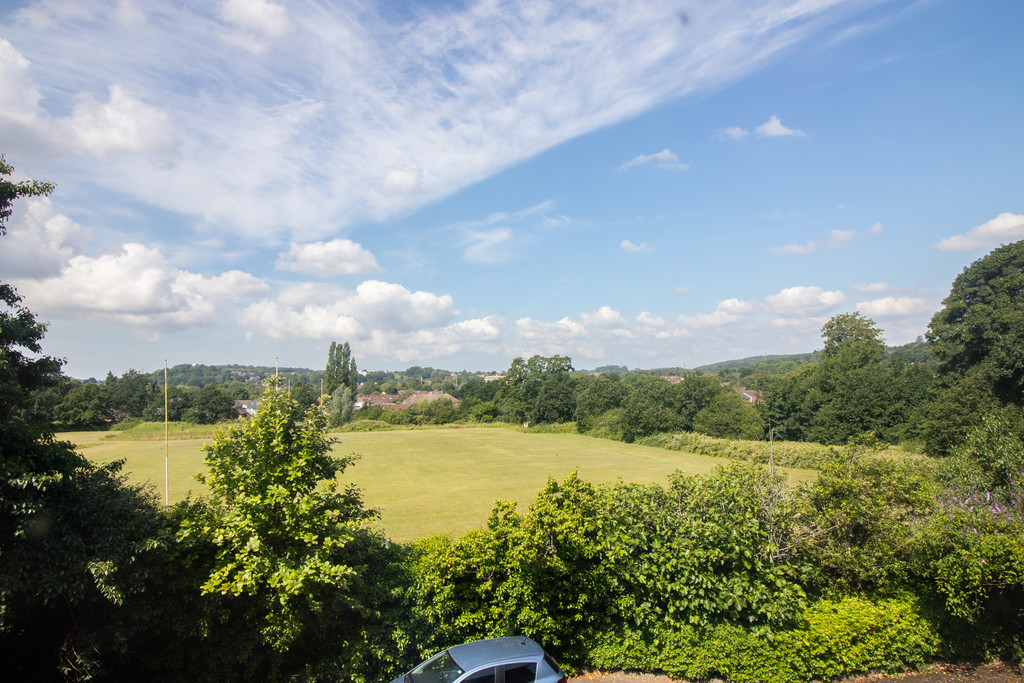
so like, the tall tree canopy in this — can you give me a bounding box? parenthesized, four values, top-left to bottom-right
(927, 239, 1024, 402)
(325, 340, 358, 396)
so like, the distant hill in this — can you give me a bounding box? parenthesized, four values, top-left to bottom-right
(148, 363, 321, 388)
(696, 339, 934, 375)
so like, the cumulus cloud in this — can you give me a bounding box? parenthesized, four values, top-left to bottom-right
(0, 40, 177, 160)
(66, 85, 177, 159)
(934, 212, 1024, 252)
(771, 222, 883, 255)
(237, 279, 457, 340)
(764, 285, 845, 316)
(618, 148, 688, 171)
(755, 115, 805, 137)
(581, 306, 627, 329)
(276, 239, 382, 276)
(620, 239, 653, 253)
(18, 243, 267, 328)
(0, 197, 82, 278)
(855, 296, 933, 317)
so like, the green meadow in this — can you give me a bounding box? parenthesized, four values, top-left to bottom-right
(70, 426, 816, 543)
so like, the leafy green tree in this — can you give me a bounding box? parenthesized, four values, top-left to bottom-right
(500, 355, 575, 425)
(574, 372, 625, 431)
(927, 240, 1024, 401)
(178, 379, 377, 677)
(799, 451, 934, 593)
(104, 369, 158, 419)
(327, 386, 354, 426)
(190, 384, 235, 424)
(57, 381, 110, 428)
(619, 374, 680, 442)
(693, 390, 764, 440)
(673, 373, 725, 431)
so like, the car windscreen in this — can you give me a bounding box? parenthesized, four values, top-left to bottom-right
(407, 650, 465, 683)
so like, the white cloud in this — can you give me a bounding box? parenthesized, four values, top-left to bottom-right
(828, 229, 857, 248)
(764, 285, 845, 316)
(18, 243, 267, 328)
(1, 0, 863, 241)
(0, 197, 82, 278)
(855, 296, 932, 318)
(238, 279, 457, 340)
(221, 0, 291, 53)
(66, 85, 177, 159)
(772, 222, 883, 255)
(0, 38, 42, 126)
(462, 228, 512, 263)
(618, 148, 688, 171)
(851, 281, 889, 294)
(678, 297, 755, 327)
(620, 239, 653, 253)
(716, 126, 749, 141)
(755, 115, 805, 137)
(379, 167, 422, 195)
(581, 306, 626, 328)
(771, 241, 819, 255)
(276, 239, 382, 276)
(934, 212, 1024, 252)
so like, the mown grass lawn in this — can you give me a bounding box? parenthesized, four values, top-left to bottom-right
(70, 426, 817, 543)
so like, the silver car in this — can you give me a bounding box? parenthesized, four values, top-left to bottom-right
(392, 637, 566, 683)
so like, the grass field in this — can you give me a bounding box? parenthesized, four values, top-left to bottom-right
(68, 426, 817, 543)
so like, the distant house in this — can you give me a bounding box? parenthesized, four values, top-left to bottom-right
(234, 399, 260, 417)
(739, 388, 763, 405)
(663, 375, 682, 384)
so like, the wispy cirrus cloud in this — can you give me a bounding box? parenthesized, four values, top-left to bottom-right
(1, 0, 865, 242)
(618, 148, 688, 171)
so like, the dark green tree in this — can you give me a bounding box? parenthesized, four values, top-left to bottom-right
(693, 390, 764, 440)
(924, 240, 1024, 454)
(0, 155, 173, 678)
(927, 239, 1024, 401)
(325, 341, 357, 396)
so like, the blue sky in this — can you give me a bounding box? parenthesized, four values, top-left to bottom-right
(2, 0, 1022, 378)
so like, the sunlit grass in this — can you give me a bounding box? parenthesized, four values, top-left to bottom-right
(70, 425, 817, 543)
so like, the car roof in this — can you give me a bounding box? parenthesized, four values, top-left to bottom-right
(447, 637, 544, 671)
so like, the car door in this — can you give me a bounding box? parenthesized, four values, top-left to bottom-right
(459, 662, 537, 683)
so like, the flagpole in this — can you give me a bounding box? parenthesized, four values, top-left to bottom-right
(164, 359, 169, 509)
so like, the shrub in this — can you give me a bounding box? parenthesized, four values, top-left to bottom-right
(584, 596, 940, 683)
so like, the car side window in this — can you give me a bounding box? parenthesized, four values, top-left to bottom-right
(462, 667, 497, 683)
(503, 663, 537, 683)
